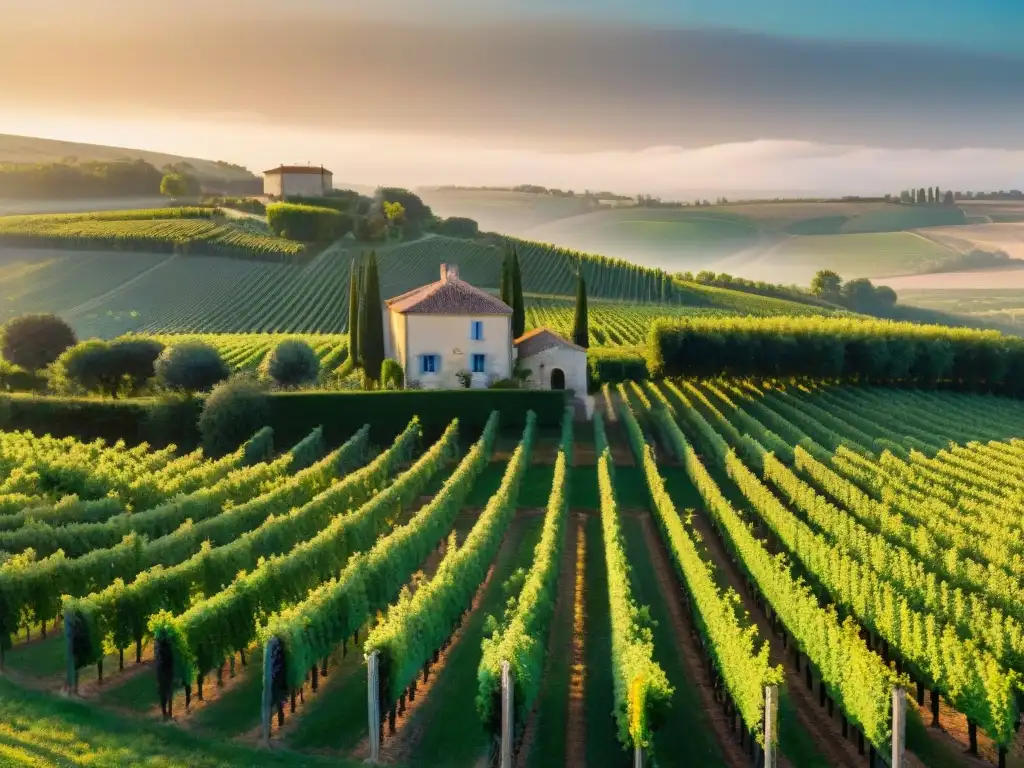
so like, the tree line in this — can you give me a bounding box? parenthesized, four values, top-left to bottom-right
(809, 271, 897, 314)
(0, 159, 260, 200)
(0, 159, 164, 200)
(894, 187, 955, 205)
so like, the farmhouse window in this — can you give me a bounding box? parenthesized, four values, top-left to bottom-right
(471, 354, 486, 373)
(420, 354, 439, 374)
(471, 320, 484, 340)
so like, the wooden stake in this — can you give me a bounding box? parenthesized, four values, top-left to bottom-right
(366, 650, 380, 764)
(891, 688, 906, 768)
(764, 685, 778, 768)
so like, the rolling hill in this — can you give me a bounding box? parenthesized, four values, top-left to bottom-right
(0, 133, 257, 186)
(0, 233, 842, 341)
(418, 189, 1005, 284)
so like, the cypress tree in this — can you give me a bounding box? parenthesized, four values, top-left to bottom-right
(511, 245, 525, 338)
(347, 259, 361, 368)
(573, 271, 589, 349)
(358, 251, 385, 383)
(500, 244, 513, 307)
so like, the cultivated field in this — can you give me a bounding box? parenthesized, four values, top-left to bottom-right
(739, 232, 960, 284)
(917, 223, 1024, 261)
(0, 208, 303, 261)
(421, 189, 1009, 283)
(3, 385, 1024, 766)
(0, 234, 842, 340)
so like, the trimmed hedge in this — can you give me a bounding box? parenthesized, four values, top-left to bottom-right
(266, 203, 351, 242)
(0, 394, 201, 449)
(265, 390, 564, 446)
(649, 315, 1024, 392)
(588, 347, 648, 389)
(0, 389, 566, 449)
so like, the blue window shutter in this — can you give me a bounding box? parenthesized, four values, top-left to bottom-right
(419, 355, 426, 374)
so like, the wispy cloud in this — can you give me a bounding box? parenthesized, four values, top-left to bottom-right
(1, 16, 1022, 152)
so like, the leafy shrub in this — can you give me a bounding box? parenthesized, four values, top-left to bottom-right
(488, 378, 519, 389)
(433, 217, 479, 238)
(50, 338, 164, 396)
(108, 338, 165, 391)
(198, 379, 271, 458)
(0, 366, 47, 393)
(259, 339, 320, 388)
(266, 203, 350, 242)
(380, 359, 404, 390)
(50, 340, 115, 395)
(154, 342, 229, 393)
(1, 314, 77, 372)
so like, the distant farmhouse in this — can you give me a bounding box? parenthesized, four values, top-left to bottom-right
(384, 264, 590, 412)
(263, 165, 333, 198)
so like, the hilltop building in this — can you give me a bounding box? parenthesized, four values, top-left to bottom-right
(263, 165, 333, 198)
(383, 264, 589, 410)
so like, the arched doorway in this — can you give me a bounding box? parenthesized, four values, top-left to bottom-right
(550, 368, 566, 390)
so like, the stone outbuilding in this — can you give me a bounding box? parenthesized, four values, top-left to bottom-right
(514, 328, 591, 416)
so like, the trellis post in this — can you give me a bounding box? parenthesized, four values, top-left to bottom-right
(764, 684, 779, 768)
(891, 687, 907, 768)
(500, 660, 513, 768)
(634, 745, 645, 768)
(367, 650, 380, 764)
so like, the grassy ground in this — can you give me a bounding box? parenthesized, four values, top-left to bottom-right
(0, 678, 362, 768)
(400, 514, 543, 767)
(282, 635, 371, 752)
(520, 464, 556, 508)
(189, 654, 264, 738)
(4, 633, 68, 680)
(581, 513, 623, 766)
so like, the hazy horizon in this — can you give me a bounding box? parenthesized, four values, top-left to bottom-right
(2, 0, 1023, 195)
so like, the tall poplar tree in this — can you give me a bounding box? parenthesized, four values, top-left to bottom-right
(347, 259, 361, 368)
(358, 251, 385, 383)
(510, 245, 525, 338)
(573, 271, 589, 349)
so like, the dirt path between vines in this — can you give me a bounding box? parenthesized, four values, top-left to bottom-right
(636, 511, 751, 768)
(688, 510, 863, 768)
(513, 513, 584, 768)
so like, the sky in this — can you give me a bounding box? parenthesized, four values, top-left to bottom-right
(1, 0, 1023, 195)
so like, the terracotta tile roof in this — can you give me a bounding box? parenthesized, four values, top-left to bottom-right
(514, 328, 585, 358)
(263, 165, 334, 175)
(386, 268, 512, 315)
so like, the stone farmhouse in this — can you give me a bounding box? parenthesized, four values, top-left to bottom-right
(383, 264, 589, 410)
(263, 165, 333, 198)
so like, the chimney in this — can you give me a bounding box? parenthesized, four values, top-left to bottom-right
(440, 264, 459, 283)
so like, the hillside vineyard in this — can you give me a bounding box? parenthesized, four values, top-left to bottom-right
(3, 382, 1024, 766)
(0, 226, 844, 339)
